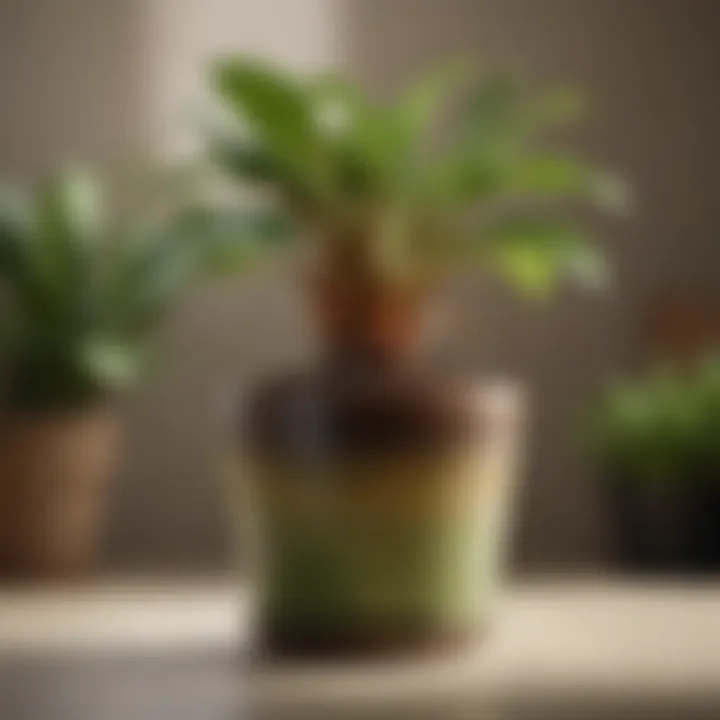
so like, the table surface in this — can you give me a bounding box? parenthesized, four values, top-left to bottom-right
(1, 580, 720, 719)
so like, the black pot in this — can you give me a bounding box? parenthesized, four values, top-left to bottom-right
(605, 473, 720, 574)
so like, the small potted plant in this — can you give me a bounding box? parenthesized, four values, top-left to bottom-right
(0, 170, 259, 578)
(210, 58, 626, 657)
(594, 356, 720, 572)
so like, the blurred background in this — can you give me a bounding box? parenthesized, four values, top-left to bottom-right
(2, 4, 720, 719)
(0, 0, 718, 577)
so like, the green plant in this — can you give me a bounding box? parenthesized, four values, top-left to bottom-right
(0, 170, 273, 410)
(210, 57, 628, 295)
(691, 353, 720, 477)
(593, 355, 720, 484)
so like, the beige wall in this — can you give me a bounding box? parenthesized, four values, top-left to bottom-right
(0, 0, 149, 185)
(1, 0, 719, 571)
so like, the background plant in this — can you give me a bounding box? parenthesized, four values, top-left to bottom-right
(210, 57, 628, 295)
(0, 169, 275, 410)
(593, 354, 720, 484)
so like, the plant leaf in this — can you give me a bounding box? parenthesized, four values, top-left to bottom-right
(32, 171, 103, 301)
(485, 218, 605, 296)
(78, 337, 141, 390)
(37, 170, 104, 243)
(387, 61, 469, 178)
(212, 58, 328, 203)
(0, 184, 31, 279)
(212, 137, 283, 184)
(510, 154, 594, 195)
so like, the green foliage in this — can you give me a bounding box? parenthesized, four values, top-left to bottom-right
(211, 57, 628, 293)
(692, 354, 720, 475)
(0, 170, 283, 410)
(593, 355, 720, 484)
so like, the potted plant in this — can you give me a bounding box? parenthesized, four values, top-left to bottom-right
(594, 356, 720, 573)
(211, 58, 626, 657)
(0, 170, 261, 578)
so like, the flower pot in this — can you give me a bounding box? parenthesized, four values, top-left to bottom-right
(236, 283, 524, 658)
(0, 406, 118, 579)
(605, 475, 720, 574)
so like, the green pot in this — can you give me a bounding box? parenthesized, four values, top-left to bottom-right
(234, 369, 524, 659)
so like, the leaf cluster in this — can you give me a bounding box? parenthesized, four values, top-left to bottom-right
(0, 170, 279, 409)
(211, 57, 628, 294)
(593, 354, 720, 484)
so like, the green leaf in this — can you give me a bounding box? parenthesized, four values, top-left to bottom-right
(507, 156, 630, 218)
(106, 207, 293, 333)
(37, 170, 104, 243)
(32, 171, 103, 298)
(510, 154, 594, 195)
(0, 184, 31, 278)
(309, 65, 468, 203)
(390, 61, 468, 161)
(78, 338, 141, 390)
(486, 218, 602, 297)
(212, 138, 283, 184)
(420, 75, 524, 207)
(212, 58, 328, 201)
(425, 153, 508, 206)
(309, 73, 366, 139)
(492, 241, 559, 297)
(214, 58, 313, 150)
(464, 74, 520, 140)
(170, 206, 293, 272)
(105, 238, 194, 335)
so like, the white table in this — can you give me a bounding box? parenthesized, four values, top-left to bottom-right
(1, 581, 719, 719)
